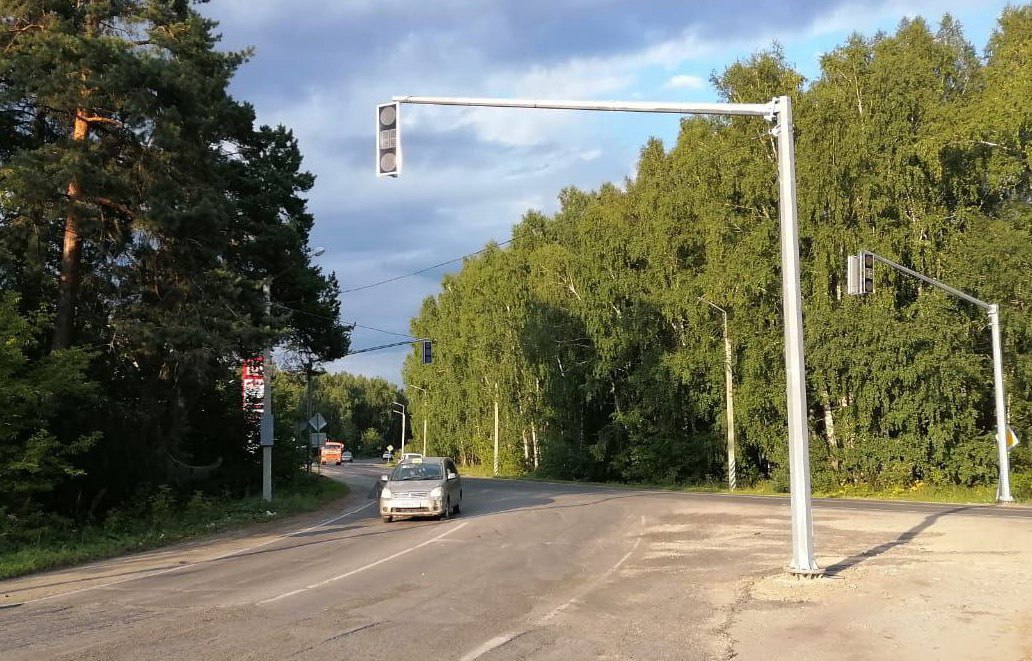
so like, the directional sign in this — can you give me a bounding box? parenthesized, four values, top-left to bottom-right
(1002, 425, 1020, 451)
(308, 413, 327, 432)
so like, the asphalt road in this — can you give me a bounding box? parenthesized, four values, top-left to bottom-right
(1, 461, 1030, 660)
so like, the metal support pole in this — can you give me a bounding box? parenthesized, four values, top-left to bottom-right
(385, 93, 817, 572)
(722, 312, 737, 491)
(700, 298, 737, 491)
(400, 406, 406, 456)
(774, 96, 819, 573)
(860, 252, 1013, 504)
(989, 305, 1014, 502)
(423, 417, 428, 456)
(262, 281, 273, 503)
(494, 398, 500, 476)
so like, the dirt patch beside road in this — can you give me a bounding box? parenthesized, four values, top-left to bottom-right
(727, 504, 1032, 661)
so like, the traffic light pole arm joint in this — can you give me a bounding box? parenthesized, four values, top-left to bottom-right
(866, 252, 991, 310)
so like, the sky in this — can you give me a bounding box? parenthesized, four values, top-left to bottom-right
(202, 0, 1015, 386)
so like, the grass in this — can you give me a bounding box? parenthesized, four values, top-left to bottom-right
(467, 470, 1024, 506)
(0, 476, 348, 581)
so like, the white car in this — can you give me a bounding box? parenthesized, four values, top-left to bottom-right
(341, 451, 353, 463)
(379, 457, 462, 523)
(399, 452, 423, 463)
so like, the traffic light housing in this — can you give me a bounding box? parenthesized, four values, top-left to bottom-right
(847, 251, 874, 295)
(859, 251, 874, 294)
(421, 340, 432, 365)
(377, 102, 401, 177)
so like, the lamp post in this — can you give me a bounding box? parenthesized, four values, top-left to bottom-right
(260, 247, 325, 502)
(409, 384, 429, 455)
(391, 401, 406, 457)
(700, 298, 736, 491)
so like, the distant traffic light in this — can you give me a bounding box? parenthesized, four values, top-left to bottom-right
(860, 251, 874, 294)
(421, 340, 432, 364)
(847, 251, 874, 295)
(377, 102, 401, 177)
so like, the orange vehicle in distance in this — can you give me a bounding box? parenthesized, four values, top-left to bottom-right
(320, 441, 344, 465)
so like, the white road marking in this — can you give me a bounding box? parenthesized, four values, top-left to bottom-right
(539, 533, 641, 624)
(17, 500, 376, 605)
(458, 517, 645, 660)
(257, 521, 470, 605)
(458, 634, 523, 661)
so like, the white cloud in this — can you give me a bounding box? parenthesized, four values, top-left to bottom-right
(665, 74, 706, 90)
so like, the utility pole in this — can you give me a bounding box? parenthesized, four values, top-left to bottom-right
(379, 94, 819, 573)
(255, 247, 325, 502)
(408, 384, 429, 456)
(261, 281, 273, 502)
(701, 298, 736, 490)
(391, 401, 406, 457)
(493, 397, 500, 477)
(989, 305, 1013, 502)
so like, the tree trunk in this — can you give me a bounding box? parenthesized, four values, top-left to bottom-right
(53, 111, 90, 350)
(531, 424, 539, 470)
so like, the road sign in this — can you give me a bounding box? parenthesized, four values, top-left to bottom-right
(242, 356, 265, 413)
(1001, 425, 1020, 451)
(308, 413, 327, 432)
(387, 444, 394, 452)
(309, 432, 327, 447)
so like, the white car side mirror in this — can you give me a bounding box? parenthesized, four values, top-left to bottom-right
(447, 472, 457, 480)
(380, 474, 389, 482)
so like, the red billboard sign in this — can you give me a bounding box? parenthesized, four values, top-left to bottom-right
(242, 356, 265, 413)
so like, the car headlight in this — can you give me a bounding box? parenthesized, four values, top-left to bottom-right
(429, 486, 443, 498)
(381, 487, 393, 499)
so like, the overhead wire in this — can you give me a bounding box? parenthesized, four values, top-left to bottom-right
(342, 236, 518, 293)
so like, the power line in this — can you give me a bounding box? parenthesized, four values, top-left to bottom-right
(270, 302, 419, 340)
(345, 338, 427, 356)
(351, 323, 419, 339)
(342, 237, 517, 293)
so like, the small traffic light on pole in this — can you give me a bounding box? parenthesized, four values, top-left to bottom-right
(860, 251, 874, 294)
(847, 251, 874, 295)
(421, 340, 432, 365)
(377, 102, 401, 177)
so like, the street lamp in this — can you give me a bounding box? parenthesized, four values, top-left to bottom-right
(700, 298, 736, 491)
(391, 401, 406, 456)
(259, 246, 327, 502)
(409, 384, 429, 455)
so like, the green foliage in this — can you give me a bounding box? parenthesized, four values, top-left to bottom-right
(404, 10, 1032, 493)
(272, 369, 405, 459)
(0, 475, 347, 580)
(0, 1, 350, 522)
(0, 293, 97, 511)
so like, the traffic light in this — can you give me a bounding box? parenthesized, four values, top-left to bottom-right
(421, 340, 432, 365)
(846, 251, 874, 295)
(377, 102, 401, 177)
(859, 250, 874, 294)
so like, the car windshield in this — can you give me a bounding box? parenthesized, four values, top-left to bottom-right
(391, 463, 443, 481)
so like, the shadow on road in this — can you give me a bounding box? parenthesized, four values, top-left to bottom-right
(824, 506, 972, 576)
